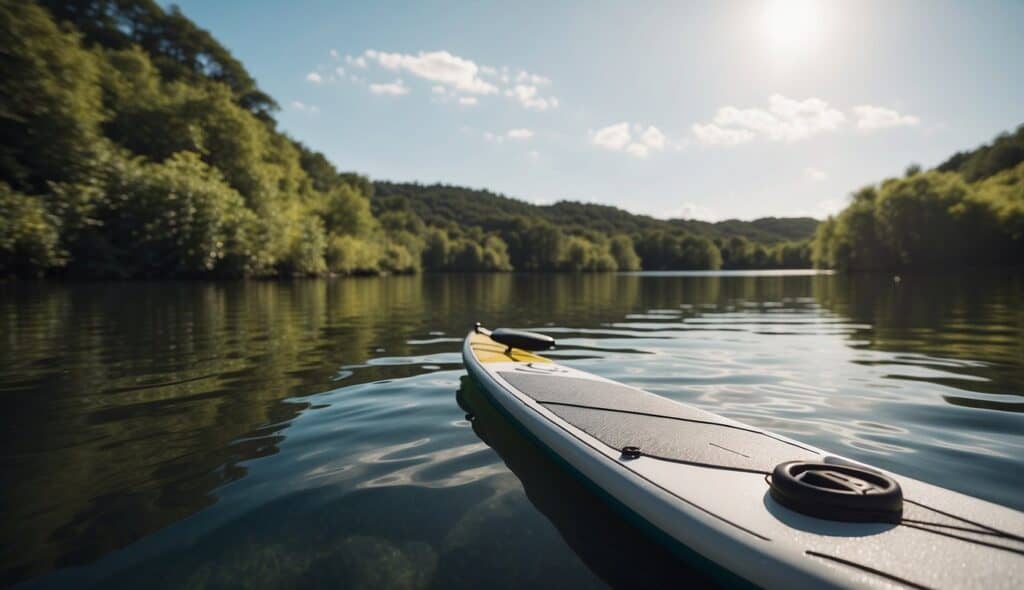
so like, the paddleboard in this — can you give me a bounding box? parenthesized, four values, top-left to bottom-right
(462, 325, 1024, 589)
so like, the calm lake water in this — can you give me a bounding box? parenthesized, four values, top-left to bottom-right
(2, 272, 1023, 588)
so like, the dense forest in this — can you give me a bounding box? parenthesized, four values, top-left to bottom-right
(373, 183, 819, 272)
(813, 125, 1024, 271)
(0, 0, 822, 278)
(0, 0, 399, 278)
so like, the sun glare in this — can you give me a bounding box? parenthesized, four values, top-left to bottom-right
(762, 0, 820, 53)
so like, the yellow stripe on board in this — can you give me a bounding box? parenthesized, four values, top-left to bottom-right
(469, 332, 552, 364)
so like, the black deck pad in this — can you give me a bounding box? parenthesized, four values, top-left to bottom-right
(499, 372, 725, 422)
(499, 371, 820, 473)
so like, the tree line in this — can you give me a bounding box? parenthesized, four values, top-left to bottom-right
(0, 0, 814, 278)
(812, 126, 1024, 271)
(373, 181, 819, 245)
(371, 184, 815, 272)
(372, 193, 812, 272)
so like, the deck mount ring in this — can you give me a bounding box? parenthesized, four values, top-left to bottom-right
(769, 461, 903, 523)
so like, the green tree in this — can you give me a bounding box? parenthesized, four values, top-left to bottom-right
(0, 182, 64, 275)
(323, 184, 377, 237)
(636, 231, 721, 270)
(874, 173, 973, 269)
(518, 222, 565, 271)
(451, 240, 485, 271)
(609, 234, 641, 271)
(720, 235, 752, 269)
(0, 0, 104, 192)
(279, 216, 328, 275)
(326, 235, 380, 275)
(562, 236, 617, 272)
(481, 235, 513, 271)
(829, 189, 888, 271)
(421, 228, 451, 270)
(379, 241, 419, 274)
(814, 159, 1021, 272)
(938, 125, 1024, 182)
(973, 162, 1024, 263)
(770, 241, 811, 268)
(679, 236, 722, 269)
(39, 0, 279, 117)
(60, 151, 259, 277)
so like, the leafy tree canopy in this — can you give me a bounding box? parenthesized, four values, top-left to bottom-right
(814, 127, 1024, 272)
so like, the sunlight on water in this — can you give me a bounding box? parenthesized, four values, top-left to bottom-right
(1, 272, 1022, 588)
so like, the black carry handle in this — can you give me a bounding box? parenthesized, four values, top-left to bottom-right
(489, 328, 556, 352)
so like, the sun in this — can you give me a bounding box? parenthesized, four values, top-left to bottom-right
(762, 0, 820, 53)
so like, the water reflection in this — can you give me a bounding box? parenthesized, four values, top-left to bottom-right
(1, 272, 1022, 587)
(814, 273, 1024, 406)
(455, 377, 716, 589)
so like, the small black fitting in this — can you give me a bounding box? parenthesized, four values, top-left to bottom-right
(621, 446, 642, 460)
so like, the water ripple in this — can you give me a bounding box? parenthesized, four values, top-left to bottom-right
(3, 273, 1023, 589)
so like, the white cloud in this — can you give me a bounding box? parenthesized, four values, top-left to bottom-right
(694, 94, 845, 144)
(306, 72, 322, 84)
(335, 67, 345, 77)
(506, 84, 558, 110)
(528, 150, 540, 159)
(329, 49, 339, 60)
(364, 49, 498, 94)
(516, 70, 551, 85)
(691, 123, 755, 146)
(639, 125, 666, 150)
(289, 100, 319, 114)
(592, 122, 666, 158)
(592, 122, 632, 151)
(853, 105, 920, 130)
(693, 95, 919, 145)
(341, 49, 556, 109)
(482, 128, 534, 142)
(338, 49, 557, 109)
(369, 79, 409, 96)
(804, 167, 828, 182)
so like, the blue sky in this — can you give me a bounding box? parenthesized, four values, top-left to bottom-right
(174, 0, 1024, 221)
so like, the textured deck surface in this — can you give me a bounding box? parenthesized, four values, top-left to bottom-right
(499, 371, 819, 472)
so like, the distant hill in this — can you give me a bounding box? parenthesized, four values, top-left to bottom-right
(373, 182, 819, 243)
